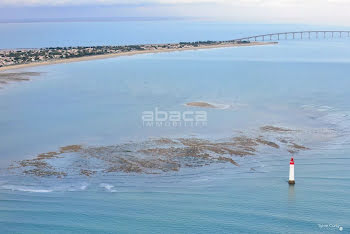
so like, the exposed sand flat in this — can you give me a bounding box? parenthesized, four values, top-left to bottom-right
(185, 101, 233, 109)
(0, 42, 276, 72)
(186, 102, 217, 108)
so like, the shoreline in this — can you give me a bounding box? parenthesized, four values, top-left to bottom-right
(0, 42, 276, 72)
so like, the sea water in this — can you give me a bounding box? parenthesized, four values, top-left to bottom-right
(0, 21, 349, 233)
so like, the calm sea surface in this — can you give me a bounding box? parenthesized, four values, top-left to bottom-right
(0, 21, 349, 233)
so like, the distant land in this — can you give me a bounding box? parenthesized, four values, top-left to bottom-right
(0, 40, 276, 71)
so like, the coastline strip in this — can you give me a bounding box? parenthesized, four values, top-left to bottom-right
(0, 42, 276, 72)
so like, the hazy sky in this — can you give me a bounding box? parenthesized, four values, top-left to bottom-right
(1, 0, 350, 25)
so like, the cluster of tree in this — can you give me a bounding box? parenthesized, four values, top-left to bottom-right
(236, 40, 251, 44)
(179, 40, 218, 46)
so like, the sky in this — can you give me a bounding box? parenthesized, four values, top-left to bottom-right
(1, 0, 350, 25)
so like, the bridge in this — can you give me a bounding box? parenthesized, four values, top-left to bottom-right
(233, 31, 350, 42)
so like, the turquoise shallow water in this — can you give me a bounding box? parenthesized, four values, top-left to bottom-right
(0, 22, 350, 233)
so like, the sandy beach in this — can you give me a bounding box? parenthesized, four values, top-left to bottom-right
(0, 42, 276, 72)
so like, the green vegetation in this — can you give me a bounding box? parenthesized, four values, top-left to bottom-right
(0, 40, 251, 67)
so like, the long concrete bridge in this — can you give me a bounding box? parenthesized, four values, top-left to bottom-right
(233, 31, 350, 42)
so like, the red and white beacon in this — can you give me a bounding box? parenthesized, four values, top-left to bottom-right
(289, 157, 295, 184)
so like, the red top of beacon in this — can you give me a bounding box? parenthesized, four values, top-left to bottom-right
(290, 157, 294, 165)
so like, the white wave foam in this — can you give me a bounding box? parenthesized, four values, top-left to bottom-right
(1, 185, 52, 193)
(80, 184, 88, 190)
(99, 183, 117, 192)
(1, 181, 91, 193)
(64, 182, 89, 192)
(211, 103, 231, 110)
